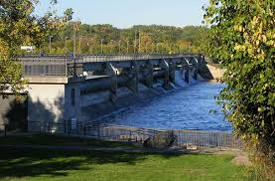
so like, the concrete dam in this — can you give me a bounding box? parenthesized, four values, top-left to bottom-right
(1, 54, 214, 133)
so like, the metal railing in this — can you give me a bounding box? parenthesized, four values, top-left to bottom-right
(78, 54, 199, 63)
(55, 121, 241, 148)
(31, 120, 241, 148)
(21, 57, 68, 77)
(19, 54, 203, 77)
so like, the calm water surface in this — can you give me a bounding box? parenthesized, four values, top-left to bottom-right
(100, 82, 232, 131)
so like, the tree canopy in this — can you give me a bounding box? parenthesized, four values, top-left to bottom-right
(0, 0, 71, 96)
(0, 0, 40, 96)
(33, 24, 209, 55)
(204, 0, 275, 177)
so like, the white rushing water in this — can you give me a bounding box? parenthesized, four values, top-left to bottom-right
(95, 73, 232, 132)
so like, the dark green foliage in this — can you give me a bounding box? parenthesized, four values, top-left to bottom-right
(64, 8, 74, 22)
(4, 96, 28, 131)
(204, 0, 275, 178)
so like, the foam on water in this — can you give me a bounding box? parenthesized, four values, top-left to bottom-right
(174, 70, 189, 88)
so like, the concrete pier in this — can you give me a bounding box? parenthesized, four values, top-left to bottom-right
(125, 60, 139, 95)
(160, 59, 170, 90)
(107, 63, 118, 103)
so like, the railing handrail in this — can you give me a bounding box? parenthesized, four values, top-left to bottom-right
(20, 54, 205, 77)
(18, 54, 203, 63)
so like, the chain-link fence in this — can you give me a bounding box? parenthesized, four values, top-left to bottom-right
(45, 121, 241, 149)
(19, 119, 242, 149)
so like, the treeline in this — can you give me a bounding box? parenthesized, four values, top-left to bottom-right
(36, 23, 209, 55)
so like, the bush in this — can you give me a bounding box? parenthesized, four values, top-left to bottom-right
(143, 131, 177, 149)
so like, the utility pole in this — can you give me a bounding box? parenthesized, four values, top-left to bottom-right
(134, 30, 137, 55)
(73, 24, 76, 59)
(64, 36, 69, 53)
(138, 30, 141, 53)
(73, 23, 77, 77)
(126, 40, 129, 54)
(49, 36, 53, 54)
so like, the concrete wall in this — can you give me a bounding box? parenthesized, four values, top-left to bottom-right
(64, 82, 81, 126)
(27, 84, 65, 132)
(206, 64, 225, 81)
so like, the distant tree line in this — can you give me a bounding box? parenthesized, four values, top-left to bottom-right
(30, 23, 209, 55)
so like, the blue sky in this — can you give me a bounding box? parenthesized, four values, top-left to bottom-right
(36, 0, 209, 28)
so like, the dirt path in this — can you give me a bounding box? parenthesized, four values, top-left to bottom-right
(193, 147, 251, 166)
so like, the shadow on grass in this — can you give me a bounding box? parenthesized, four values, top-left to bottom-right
(0, 147, 181, 178)
(0, 133, 141, 148)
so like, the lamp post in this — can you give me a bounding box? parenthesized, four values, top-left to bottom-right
(100, 39, 104, 55)
(49, 35, 53, 54)
(73, 24, 76, 59)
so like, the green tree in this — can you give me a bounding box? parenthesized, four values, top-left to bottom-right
(0, 0, 74, 97)
(64, 8, 74, 22)
(42, 24, 209, 55)
(204, 0, 275, 177)
(0, 0, 45, 96)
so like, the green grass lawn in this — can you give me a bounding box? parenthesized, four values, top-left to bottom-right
(0, 134, 140, 148)
(0, 134, 248, 181)
(0, 147, 248, 181)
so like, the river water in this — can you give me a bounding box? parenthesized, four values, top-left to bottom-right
(99, 82, 232, 132)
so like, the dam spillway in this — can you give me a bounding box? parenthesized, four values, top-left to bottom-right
(13, 54, 213, 133)
(96, 82, 232, 132)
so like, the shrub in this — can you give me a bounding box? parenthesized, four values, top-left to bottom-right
(143, 131, 177, 149)
(204, 0, 275, 179)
